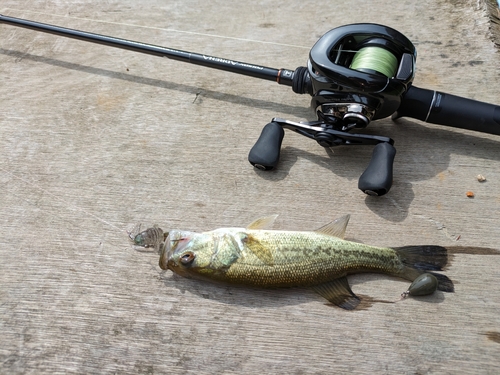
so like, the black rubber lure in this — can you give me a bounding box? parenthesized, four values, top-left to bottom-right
(403, 273, 439, 297)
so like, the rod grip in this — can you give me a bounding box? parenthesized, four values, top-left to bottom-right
(248, 122, 284, 170)
(358, 142, 396, 196)
(395, 86, 500, 135)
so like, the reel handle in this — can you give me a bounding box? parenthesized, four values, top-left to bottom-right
(394, 86, 500, 135)
(248, 122, 285, 170)
(358, 142, 396, 196)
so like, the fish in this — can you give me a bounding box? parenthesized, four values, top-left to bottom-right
(158, 215, 455, 310)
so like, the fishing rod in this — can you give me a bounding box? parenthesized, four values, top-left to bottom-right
(1, 14, 499, 196)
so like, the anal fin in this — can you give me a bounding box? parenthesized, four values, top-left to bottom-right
(312, 276, 360, 310)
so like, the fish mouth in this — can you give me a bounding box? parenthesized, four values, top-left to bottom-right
(158, 232, 173, 270)
(158, 230, 193, 271)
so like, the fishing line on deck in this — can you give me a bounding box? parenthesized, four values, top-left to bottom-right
(0, 165, 124, 233)
(0, 165, 168, 263)
(3, 7, 310, 50)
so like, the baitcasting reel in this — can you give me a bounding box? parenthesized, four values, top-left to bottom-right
(1, 15, 499, 196)
(248, 23, 499, 195)
(249, 24, 417, 195)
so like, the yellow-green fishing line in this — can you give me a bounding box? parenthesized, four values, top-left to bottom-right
(350, 47, 398, 78)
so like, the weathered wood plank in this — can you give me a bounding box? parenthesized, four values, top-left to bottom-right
(1, 0, 499, 373)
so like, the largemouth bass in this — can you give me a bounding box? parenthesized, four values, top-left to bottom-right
(158, 215, 454, 309)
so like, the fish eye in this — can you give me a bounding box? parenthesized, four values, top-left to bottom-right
(180, 251, 195, 265)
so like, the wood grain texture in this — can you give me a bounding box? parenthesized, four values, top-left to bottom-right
(1, 1, 499, 373)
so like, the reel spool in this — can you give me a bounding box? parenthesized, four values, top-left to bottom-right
(350, 47, 398, 78)
(303, 24, 416, 120)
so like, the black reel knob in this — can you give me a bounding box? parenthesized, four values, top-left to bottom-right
(358, 142, 396, 196)
(248, 122, 285, 170)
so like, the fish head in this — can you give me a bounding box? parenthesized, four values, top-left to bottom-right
(159, 229, 215, 278)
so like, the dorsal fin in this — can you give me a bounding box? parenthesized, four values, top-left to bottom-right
(314, 214, 350, 239)
(246, 215, 278, 230)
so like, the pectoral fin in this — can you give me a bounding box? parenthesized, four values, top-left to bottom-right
(314, 215, 350, 239)
(240, 233, 274, 265)
(246, 215, 278, 230)
(312, 276, 360, 310)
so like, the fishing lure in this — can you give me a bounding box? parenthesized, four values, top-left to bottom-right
(401, 273, 439, 298)
(128, 224, 166, 253)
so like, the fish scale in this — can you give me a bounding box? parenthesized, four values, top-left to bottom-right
(222, 231, 403, 287)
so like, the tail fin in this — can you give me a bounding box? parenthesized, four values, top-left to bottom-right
(395, 245, 454, 293)
(395, 245, 451, 271)
(429, 272, 454, 292)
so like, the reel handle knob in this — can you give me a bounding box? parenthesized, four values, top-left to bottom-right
(358, 142, 396, 196)
(248, 122, 285, 170)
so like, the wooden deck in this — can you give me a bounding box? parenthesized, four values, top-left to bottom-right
(1, 1, 499, 373)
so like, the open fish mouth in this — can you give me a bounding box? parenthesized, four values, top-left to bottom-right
(158, 230, 195, 270)
(158, 234, 170, 270)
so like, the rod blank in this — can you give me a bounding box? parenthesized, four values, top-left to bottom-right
(0, 14, 294, 85)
